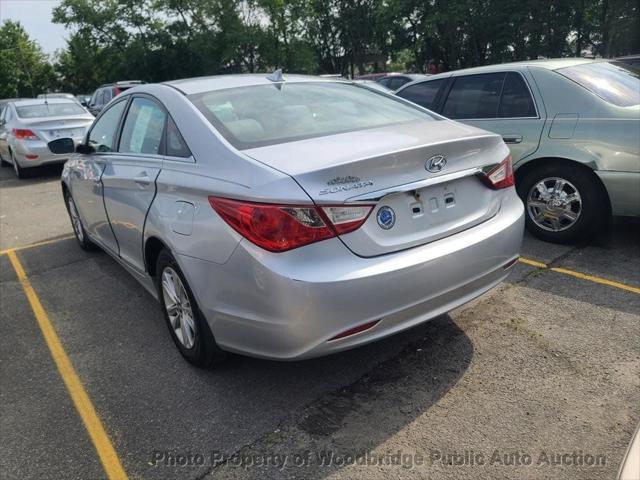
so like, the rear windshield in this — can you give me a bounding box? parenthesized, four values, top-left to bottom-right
(16, 103, 86, 118)
(189, 82, 435, 149)
(555, 61, 640, 107)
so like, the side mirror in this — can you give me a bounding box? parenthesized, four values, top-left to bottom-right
(48, 137, 76, 154)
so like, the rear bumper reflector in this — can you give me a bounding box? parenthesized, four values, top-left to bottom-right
(328, 320, 380, 341)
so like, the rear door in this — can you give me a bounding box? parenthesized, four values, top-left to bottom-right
(101, 95, 165, 271)
(440, 71, 545, 163)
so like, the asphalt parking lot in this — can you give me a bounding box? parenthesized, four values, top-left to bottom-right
(1, 164, 639, 480)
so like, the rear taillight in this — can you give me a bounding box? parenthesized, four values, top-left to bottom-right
(208, 197, 373, 252)
(12, 129, 38, 140)
(481, 154, 514, 189)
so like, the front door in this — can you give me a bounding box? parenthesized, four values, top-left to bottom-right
(70, 100, 128, 253)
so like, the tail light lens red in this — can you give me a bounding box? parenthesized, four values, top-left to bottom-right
(208, 197, 373, 252)
(481, 154, 514, 189)
(12, 129, 38, 140)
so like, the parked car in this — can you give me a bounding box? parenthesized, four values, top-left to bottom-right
(0, 98, 94, 178)
(87, 80, 145, 116)
(75, 94, 92, 107)
(377, 73, 430, 90)
(357, 73, 431, 91)
(615, 54, 640, 68)
(395, 59, 640, 243)
(52, 73, 523, 367)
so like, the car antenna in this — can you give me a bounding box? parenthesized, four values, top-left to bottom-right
(266, 68, 285, 90)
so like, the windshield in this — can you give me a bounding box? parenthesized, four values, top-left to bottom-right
(16, 102, 86, 118)
(189, 82, 435, 149)
(555, 61, 640, 107)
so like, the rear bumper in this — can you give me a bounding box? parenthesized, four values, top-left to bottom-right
(596, 171, 640, 217)
(179, 188, 525, 360)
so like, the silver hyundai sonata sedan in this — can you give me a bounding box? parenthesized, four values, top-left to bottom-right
(54, 73, 524, 367)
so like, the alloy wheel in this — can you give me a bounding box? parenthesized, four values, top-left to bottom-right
(161, 267, 196, 349)
(527, 176, 582, 232)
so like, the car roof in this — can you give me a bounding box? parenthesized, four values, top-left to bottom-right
(417, 58, 600, 81)
(164, 73, 340, 95)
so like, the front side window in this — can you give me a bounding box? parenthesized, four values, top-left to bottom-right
(397, 79, 446, 110)
(498, 72, 537, 117)
(555, 61, 640, 107)
(87, 100, 127, 153)
(443, 73, 506, 119)
(16, 102, 86, 118)
(118, 97, 166, 155)
(189, 82, 435, 149)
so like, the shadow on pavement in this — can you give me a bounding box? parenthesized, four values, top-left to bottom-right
(3, 239, 474, 480)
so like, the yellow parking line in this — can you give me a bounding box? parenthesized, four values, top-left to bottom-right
(6, 250, 128, 480)
(518, 257, 548, 269)
(0, 235, 75, 256)
(518, 257, 640, 295)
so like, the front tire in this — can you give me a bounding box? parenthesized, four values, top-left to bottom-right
(517, 163, 608, 244)
(156, 249, 228, 368)
(64, 191, 97, 250)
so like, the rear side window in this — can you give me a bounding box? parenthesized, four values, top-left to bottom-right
(556, 61, 640, 107)
(88, 100, 127, 152)
(498, 73, 537, 117)
(397, 79, 446, 110)
(443, 73, 506, 119)
(118, 97, 166, 155)
(165, 117, 191, 158)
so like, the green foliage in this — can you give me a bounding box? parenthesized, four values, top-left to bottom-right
(2, 0, 638, 96)
(0, 20, 56, 98)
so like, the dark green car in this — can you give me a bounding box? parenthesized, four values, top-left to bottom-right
(396, 59, 640, 243)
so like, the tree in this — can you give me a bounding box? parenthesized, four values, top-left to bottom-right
(0, 20, 56, 98)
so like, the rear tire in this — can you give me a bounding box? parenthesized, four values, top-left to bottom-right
(0, 152, 9, 167)
(156, 249, 228, 368)
(517, 162, 608, 244)
(64, 191, 97, 250)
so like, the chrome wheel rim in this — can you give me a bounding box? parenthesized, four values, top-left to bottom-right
(527, 177, 582, 232)
(161, 267, 196, 349)
(67, 196, 84, 242)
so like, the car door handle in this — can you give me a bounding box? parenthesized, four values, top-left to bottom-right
(502, 135, 523, 144)
(134, 173, 151, 186)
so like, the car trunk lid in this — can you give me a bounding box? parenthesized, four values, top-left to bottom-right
(244, 120, 510, 256)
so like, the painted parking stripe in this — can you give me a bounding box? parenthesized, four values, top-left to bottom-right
(0, 235, 75, 256)
(6, 250, 128, 480)
(519, 257, 640, 295)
